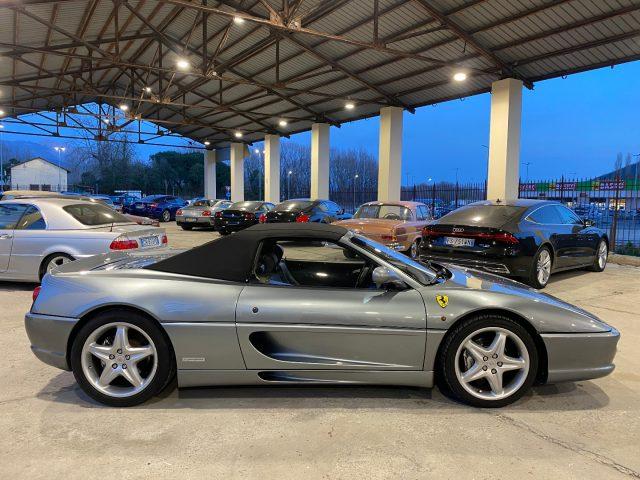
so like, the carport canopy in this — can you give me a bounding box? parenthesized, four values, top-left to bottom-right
(1, 0, 638, 202)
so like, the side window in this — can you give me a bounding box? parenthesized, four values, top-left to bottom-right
(528, 205, 563, 224)
(556, 206, 581, 225)
(254, 239, 376, 289)
(327, 201, 341, 213)
(416, 206, 426, 221)
(0, 204, 29, 229)
(16, 206, 47, 230)
(317, 202, 329, 212)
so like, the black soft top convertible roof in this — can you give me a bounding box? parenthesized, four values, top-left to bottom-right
(147, 223, 348, 282)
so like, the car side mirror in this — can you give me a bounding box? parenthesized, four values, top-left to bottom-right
(583, 218, 595, 227)
(372, 266, 406, 290)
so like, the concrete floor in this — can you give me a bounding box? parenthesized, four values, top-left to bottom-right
(1, 223, 639, 479)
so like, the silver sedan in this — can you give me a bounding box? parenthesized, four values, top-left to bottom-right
(0, 197, 167, 282)
(175, 198, 232, 230)
(25, 223, 618, 408)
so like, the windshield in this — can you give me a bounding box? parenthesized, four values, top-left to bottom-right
(191, 199, 211, 207)
(63, 203, 133, 226)
(230, 201, 261, 211)
(354, 204, 411, 220)
(350, 234, 436, 285)
(274, 200, 313, 212)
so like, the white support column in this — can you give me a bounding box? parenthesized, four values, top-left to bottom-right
(264, 134, 281, 203)
(310, 123, 330, 199)
(377, 106, 403, 202)
(487, 78, 523, 201)
(230, 142, 245, 202)
(204, 149, 216, 199)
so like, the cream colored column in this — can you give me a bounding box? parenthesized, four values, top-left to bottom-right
(377, 106, 403, 201)
(230, 142, 245, 202)
(264, 134, 280, 203)
(204, 149, 216, 199)
(487, 78, 523, 201)
(310, 123, 330, 199)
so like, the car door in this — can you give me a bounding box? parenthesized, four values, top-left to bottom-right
(235, 239, 427, 371)
(0, 203, 29, 272)
(556, 205, 599, 264)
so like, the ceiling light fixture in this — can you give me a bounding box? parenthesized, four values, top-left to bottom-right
(176, 58, 190, 70)
(233, 16, 245, 24)
(345, 101, 355, 110)
(204, 141, 211, 146)
(119, 104, 129, 112)
(278, 119, 288, 127)
(234, 131, 243, 138)
(144, 87, 152, 93)
(453, 72, 467, 82)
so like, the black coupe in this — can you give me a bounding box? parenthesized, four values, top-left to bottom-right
(214, 201, 275, 235)
(419, 199, 608, 288)
(263, 199, 351, 224)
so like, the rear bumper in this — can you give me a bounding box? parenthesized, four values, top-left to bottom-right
(176, 216, 213, 226)
(24, 312, 78, 371)
(542, 328, 620, 383)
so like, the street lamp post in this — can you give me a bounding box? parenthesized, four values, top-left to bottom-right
(287, 170, 292, 199)
(353, 174, 359, 213)
(54, 146, 66, 192)
(0, 124, 4, 191)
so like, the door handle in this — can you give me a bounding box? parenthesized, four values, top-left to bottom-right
(0, 234, 13, 240)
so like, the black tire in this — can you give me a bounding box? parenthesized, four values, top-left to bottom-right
(438, 314, 538, 408)
(39, 253, 74, 281)
(527, 246, 552, 289)
(587, 239, 608, 272)
(160, 209, 171, 222)
(70, 310, 175, 407)
(181, 225, 193, 231)
(218, 228, 230, 236)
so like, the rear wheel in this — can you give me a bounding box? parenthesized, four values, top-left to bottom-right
(587, 239, 608, 272)
(439, 315, 537, 408)
(527, 246, 552, 289)
(70, 310, 174, 407)
(161, 209, 171, 222)
(40, 253, 74, 280)
(218, 228, 230, 236)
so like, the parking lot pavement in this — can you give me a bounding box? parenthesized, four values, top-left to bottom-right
(1, 222, 639, 479)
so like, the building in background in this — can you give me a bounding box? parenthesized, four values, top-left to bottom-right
(10, 157, 69, 192)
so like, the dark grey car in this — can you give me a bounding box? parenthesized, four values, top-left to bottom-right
(25, 224, 618, 408)
(175, 199, 232, 230)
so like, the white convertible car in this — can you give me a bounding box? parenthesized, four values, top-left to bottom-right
(0, 197, 167, 282)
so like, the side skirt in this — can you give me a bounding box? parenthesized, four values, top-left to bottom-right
(177, 369, 434, 389)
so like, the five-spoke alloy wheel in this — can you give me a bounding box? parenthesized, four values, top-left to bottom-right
(528, 246, 552, 289)
(439, 314, 538, 408)
(70, 310, 174, 407)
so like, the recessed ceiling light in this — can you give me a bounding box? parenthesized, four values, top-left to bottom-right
(453, 72, 467, 82)
(233, 16, 245, 24)
(119, 104, 129, 112)
(176, 58, 190, 70)
(234, 131, 243, 138)
(345, 101, 355, 110)
(204, 141, 211, 146)
(278, 119, 288, 127)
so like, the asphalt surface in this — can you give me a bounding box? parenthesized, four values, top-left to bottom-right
(1, 222, 639, 479)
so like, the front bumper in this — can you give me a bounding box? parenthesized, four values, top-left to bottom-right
(24, 313, 78, 371)
(542, 328, 620, 383)
(419, 252, 531, 277)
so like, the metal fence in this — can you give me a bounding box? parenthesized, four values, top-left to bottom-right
(330, 177, 640, 254)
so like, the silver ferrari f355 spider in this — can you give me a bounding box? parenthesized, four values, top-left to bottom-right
(25, 223, 619, 407)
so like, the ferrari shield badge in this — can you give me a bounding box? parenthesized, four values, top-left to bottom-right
(436, 295, 449, 308)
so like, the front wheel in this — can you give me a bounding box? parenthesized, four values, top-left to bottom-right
(438, 315, 538, 408)
(70, 310, 174, 407)
(527, 246, 552, 289)
(587, 239, 608, 272)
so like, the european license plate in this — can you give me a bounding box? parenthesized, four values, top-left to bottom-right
(140, 236, 160, 247)
(444, 236, 475, 247)
(185, 217, 197, 222)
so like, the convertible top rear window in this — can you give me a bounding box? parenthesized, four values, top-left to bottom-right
(273, 200, 313, 211)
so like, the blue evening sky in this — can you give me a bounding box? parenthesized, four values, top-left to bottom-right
(2, 61, 639, 184)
